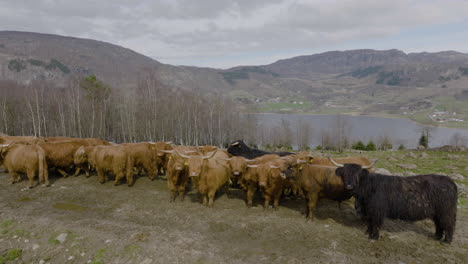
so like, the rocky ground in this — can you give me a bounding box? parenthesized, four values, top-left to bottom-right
(0, 150, 467, 264)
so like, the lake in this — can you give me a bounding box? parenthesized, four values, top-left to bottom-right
(255, 113, 468, 149)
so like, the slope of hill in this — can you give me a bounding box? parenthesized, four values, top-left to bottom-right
(1, 31, 468, 127)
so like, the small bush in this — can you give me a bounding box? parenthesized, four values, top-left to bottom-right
(352, 141, 366, 151)
(398, 144, 405, 150)
(8, 60, 26, 72)
(366, 140, 376, 151)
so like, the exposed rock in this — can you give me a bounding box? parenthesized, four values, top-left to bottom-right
(375, 168, 392, 175)
(420, 152, 428, 158)
(449, 173, 465, 180)
(447, 154, 461, 159)
(407, 152, 418, 158)
(432, 145, 467, 152)
(141, 258, 153, 264)
(56, 233, 68, 244)
(417, 145, 426, 150)
(387, 157, 398, 162)
(445, 165, 458, 170)
(456, 183, 468, 198)
(32, 244, 39, 250)
(398, 164, 417, 170)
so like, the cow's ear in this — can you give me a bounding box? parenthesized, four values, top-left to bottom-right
(335, 167, 344, 177)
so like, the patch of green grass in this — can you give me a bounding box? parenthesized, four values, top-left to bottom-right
(11, 229, 31, 238)
(0, 220, 15, 229)
(5, 249, 22, 261)
(17, 196, 35, 202)
(91, 249, 106, 264)
(53, 202, 88, 212)
(48, 236, 60, 245)
(123, 244, 140, 257)
(259, 101, 312, 112)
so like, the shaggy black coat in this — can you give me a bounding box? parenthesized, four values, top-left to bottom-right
(336, 164, 458, 243)
(227, 140, 294, 159)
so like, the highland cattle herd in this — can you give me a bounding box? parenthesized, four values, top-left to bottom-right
(0, 136, 458, 243)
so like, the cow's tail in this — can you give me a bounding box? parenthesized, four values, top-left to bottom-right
(38, 146, 49, 186)
(126, 155, 135, 186)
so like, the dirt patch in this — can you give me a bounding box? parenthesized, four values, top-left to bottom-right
(0, 171, 466, 263)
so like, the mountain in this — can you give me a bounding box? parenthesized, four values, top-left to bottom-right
(0, 31, 229, 92)
(1, 31, 468, 119)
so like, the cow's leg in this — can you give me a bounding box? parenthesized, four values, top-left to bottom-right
(273, 189, 282, 209)
(439, 213, 455, 243)
(97, 168, 106, 184)
(367, 214, 383, 240)
(147, 164, 157, 181)
(433, 217, 444, 240)
(114, 172, 123, 186)
(246, 185, 256, 208)
(306, 192, 319, 220)
(263, 194, 271, 209)
(9, 172, 18, 184)
(208, 190, 216, 207)
(178, 185, 186, 201)
(126, 172, 134, 186)
(72, 167, 81, 177)
(27, 169, 36, 188)
(167, 178, 177, 202)
(444, 224, 454, 243)
(202, 193, 208, 206)
(84, 166, 90, 177)
(57, 168, 69, 178)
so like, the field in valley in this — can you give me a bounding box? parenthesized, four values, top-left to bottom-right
(0, 150, 467, 264)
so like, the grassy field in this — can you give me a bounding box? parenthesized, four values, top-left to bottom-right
(0, 149, 467, 263)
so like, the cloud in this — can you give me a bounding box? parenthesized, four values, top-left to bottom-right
(1, 0, 468, 68)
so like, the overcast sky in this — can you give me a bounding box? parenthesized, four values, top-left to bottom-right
(1, 0, 468, 68)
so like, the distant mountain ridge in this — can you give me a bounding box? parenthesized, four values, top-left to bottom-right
(1, 31, 468, 105)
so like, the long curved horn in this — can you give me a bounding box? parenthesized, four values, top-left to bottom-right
(247, 164, 258, 168)
(230, 142, 239, 146)
(174, 149, 190, 159)
(159, 150, 174, 154)
(362, 159, 378, 169)
(296, 159, 307, 164)
(328, 157, 344, 167)
(242, 158, 256, 163)
(269, 165, 280, 169)
(165, 141, 173, 144)
(203, 149, 218, 160)
(185, 150, 198, 154)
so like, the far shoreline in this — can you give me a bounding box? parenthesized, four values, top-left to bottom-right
(253, 111, 468, 131)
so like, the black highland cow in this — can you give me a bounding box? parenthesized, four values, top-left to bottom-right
(331, 160, 458, 243)
(227, 140, 294, 159)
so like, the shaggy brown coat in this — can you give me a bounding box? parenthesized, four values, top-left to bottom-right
(0, 143, 49, 188)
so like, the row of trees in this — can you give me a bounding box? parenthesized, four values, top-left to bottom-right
(0, 73, 256, 146)
(1, 73, 466, 149)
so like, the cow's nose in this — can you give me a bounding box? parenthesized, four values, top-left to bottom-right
(233, 171, 240, 176)
(191, 172, 199, 176)
(345, 185, 353, 190)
